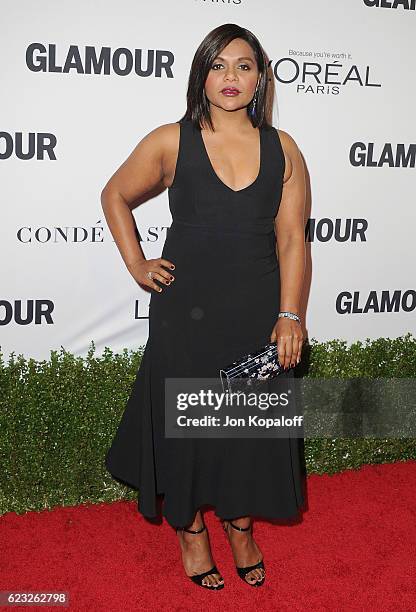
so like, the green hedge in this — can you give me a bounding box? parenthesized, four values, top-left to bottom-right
(1, 334, 415, 516)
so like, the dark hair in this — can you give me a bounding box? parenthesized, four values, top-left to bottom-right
(179, 23, 272, 131)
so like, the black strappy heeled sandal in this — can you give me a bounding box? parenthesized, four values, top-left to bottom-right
(176, 524, 225, 590)
(222, 519, 265, 587)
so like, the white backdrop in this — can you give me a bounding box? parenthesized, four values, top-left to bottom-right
(1, 0, 415, 361)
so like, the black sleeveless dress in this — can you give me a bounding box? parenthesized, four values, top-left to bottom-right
(105, 118, 306, 529)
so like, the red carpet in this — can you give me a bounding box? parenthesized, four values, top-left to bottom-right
(1, 460, 415, 611)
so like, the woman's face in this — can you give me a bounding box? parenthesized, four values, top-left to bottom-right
(204, 38, 260, 115)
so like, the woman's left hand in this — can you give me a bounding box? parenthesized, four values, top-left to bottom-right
(270, 317, 303, 369)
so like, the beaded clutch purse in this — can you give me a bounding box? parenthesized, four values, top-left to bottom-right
(219, 341, 285, 394)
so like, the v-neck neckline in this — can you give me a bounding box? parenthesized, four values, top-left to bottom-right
(198, 125, 263, 194)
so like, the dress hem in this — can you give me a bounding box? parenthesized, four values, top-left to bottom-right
(138, 494, 306, 530)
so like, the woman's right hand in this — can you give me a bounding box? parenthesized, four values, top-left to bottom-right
(127, 257, 176, 293)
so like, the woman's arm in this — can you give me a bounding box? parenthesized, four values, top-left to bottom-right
(270, 129, 306, 368)
(100, 123, 179, 293)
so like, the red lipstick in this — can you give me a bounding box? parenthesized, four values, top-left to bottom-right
(221, 87, 240, 96)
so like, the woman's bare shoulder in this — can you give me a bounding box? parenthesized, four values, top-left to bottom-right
(143, 121, 180, 149)
(276, 129, 303, 182)
(141, 122, 180, 171)
(101, 122, 181, 200)
(277, 129, 301, 156)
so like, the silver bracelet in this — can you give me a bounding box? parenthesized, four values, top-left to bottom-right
(278, 311, 301, 325)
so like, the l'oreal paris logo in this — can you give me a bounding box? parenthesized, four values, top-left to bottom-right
(271, 58, 381, 94)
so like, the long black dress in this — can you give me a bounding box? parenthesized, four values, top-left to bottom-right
(105, 118, 306, 529)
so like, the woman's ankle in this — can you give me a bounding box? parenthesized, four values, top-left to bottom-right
(180, 510, 204, 532)
(228, 516, 252, 529)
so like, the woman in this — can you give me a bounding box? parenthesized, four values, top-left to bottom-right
(103, 23, 306, 590)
